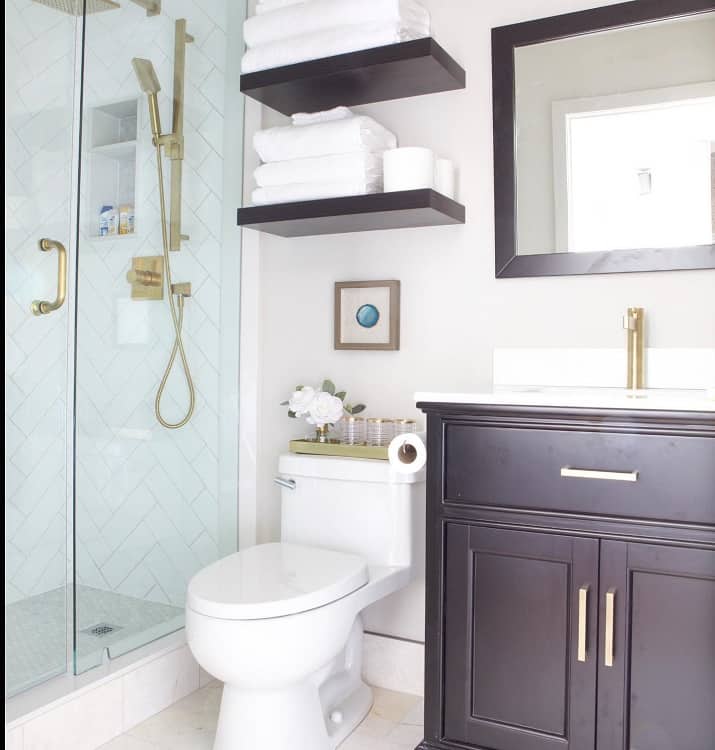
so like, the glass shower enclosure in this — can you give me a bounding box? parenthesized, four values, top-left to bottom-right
(5, 0, 243, 698)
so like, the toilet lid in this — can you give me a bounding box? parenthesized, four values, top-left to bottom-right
(187, 543, 369, 620)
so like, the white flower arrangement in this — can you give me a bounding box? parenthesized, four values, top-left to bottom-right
(281, 380, 366, 431)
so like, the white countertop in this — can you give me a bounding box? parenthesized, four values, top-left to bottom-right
(415, 387, 715, 412)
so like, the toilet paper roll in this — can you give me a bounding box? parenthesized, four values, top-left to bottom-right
(388, 431, 427, 475)
(383, 148, 435, 192)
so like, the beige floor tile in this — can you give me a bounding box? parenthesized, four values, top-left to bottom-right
(102, 682, 423, 750)
(371, 687, 422, 723)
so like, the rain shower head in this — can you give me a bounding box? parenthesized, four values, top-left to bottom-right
(131, 58, 162, 139)
(32, 0, 120, 14)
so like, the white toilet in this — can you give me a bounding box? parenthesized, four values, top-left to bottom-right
(186, 453, 425, 750)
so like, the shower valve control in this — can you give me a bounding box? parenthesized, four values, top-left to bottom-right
(127, 257, 164, 301)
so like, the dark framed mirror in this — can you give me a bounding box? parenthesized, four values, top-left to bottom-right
(492, 0, 715, 277)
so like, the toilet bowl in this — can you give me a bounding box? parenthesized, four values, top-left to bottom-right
(186, 454, 425, 749)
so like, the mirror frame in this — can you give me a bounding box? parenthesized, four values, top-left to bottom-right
(492, 0, 715, 278)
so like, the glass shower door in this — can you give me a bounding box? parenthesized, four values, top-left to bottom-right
(4, 0, 83, 697)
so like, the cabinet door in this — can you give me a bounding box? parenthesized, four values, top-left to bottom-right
(597, 542, 715, 750)
(444, 524, 599, 750)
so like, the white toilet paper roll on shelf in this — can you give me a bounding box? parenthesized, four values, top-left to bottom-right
(383, 148, 435, 192)
(388, 431, 427, 475)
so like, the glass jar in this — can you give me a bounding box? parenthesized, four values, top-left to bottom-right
(393, 419, 418, 436)
(341, 417, 366, 445)
(367, 418, 394, 447)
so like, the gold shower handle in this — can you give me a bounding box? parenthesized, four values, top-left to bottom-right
(32, 238, 67, 316)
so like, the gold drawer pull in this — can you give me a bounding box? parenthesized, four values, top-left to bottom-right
(561, 467, 638, 482)
(604, 589, 616, 667)
(577, 585, 589, 663)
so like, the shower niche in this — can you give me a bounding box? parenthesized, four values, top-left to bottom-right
(86, 98, 138, 240)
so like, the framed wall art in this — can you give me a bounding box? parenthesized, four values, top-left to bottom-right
(334, 280, 400, 351)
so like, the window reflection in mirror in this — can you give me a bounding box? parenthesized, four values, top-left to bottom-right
(514, 12, 715, 256)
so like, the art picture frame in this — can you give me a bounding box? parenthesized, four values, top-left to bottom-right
(334, 280, 401, 351)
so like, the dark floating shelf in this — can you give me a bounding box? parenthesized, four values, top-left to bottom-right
(237, 189, 465, 238)
(240, 38, 466, 115)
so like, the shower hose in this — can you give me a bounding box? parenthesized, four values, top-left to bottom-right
(153, 141, 195, 429)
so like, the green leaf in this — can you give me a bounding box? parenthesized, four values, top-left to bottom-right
(288, 410, 297, 418)
(335, 391, 347, 401)
(280, 400, 289, 406)
(344, 403, 353, 414)
(295, 385, 304, 391)
(322, 379, 336, 395)
(351, 404, 366, 415)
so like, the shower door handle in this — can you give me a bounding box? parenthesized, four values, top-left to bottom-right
(32, 238, 67, 316)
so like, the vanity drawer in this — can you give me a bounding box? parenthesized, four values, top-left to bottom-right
(444, 423, 715, 525)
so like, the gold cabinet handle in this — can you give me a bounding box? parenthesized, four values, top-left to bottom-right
(32, 238, 67, 315)
(577, 585, 589, 663)
(604, 589, 616, 667)
(561, 467, 638, 482)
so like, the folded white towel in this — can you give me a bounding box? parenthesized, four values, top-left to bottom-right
(241, 21, 429, 73)
(254, 116, 397, 163)
(252, 180, 381, 205)
(255, 151, 384, 187)
(291, 107, 354, 127)
(244, 0, 430, 48)
(256, 0, 306, 14)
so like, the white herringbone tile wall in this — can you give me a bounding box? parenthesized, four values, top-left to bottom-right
(5, 0, 78, 606)
(6, 0, 238, 628)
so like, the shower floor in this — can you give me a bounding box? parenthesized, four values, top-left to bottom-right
(5, 585, 183, 698)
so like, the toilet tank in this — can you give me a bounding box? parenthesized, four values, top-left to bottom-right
(278, 454, 425, 568)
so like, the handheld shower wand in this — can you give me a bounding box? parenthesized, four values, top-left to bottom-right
(131, 58, 162, 142)
(131, 53, 195, 430)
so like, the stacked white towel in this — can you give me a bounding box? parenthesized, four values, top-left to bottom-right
(242, 0, 431, 73)
(251, 109, 397, 205)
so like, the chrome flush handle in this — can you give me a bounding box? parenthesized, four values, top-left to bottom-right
(274, 477, 296, 490)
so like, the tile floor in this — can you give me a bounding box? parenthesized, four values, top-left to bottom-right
(99, 682, 424, 750)
(5, 585, 182, 697)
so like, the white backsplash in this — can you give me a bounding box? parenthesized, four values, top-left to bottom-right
(494, 348, 715, 390)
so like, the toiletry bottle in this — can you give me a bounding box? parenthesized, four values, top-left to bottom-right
(119, 204, 129, 235)
(99, 205, 112, 236)
(107, 206, 118, 236)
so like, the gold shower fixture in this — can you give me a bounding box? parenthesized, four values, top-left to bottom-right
(131, 20, 195, 430)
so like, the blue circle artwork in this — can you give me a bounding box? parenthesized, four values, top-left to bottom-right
(356, 304, 380, 329)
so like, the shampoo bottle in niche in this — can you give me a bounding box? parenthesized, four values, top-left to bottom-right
(99, 205, 118, 236)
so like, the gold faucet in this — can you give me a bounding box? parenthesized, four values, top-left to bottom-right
(623, 307, 645, 390)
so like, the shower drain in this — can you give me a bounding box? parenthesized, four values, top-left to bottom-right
(82, 623, 123, 638)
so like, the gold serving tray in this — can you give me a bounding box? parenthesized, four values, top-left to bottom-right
(289, 439, 389, 461)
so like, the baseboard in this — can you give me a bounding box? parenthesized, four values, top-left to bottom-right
(362, 632, 425, 697)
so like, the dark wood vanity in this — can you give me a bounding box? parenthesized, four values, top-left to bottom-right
(416, 401, 715, 750)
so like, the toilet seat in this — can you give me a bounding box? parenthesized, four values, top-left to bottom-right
(187, 542, 368, 620)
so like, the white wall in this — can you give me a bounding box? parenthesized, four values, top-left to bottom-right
(245, 0, 715, 642)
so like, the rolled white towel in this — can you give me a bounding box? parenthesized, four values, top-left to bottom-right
(291, 107, 354, 127)
(244, 0, 430, 49)
(252, 180, 381, 205)
(255, 151, 384, 187)
(254, 116, 397, 163)
(256, 0, 306, 14)
(241, 21, 429, 74)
